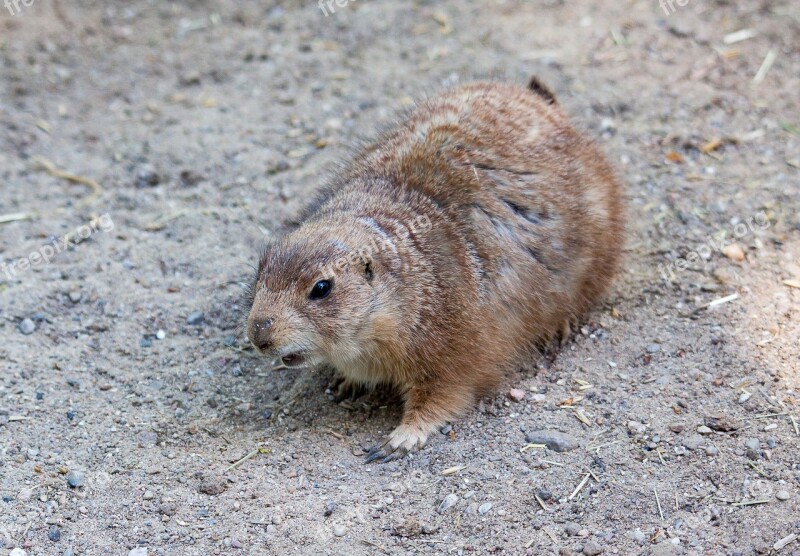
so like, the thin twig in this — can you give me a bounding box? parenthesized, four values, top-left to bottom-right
(224, 447, 269, 472)
(745, 412, 787, 421)
(731, 499, 771, 507)
(654, 487, 664, 520)
(0, 212, 35, 224)
(569, 473, 591, 500)
(586, 439, 621, 451)
(361, 539, 389, 554)
(31, 156, 103, 204)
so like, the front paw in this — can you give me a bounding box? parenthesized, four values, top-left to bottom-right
(326, 375, 365, 403)
(365, 424, 431, 464)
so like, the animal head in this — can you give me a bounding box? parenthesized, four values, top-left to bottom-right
(245, 224, 387, 369)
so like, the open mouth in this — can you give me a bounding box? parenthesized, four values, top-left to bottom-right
(279, 353, 305, 368)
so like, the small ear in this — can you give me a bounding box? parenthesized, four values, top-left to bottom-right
(527, 77, 557, 105)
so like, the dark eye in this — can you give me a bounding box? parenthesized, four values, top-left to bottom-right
(309, 279, 332, 300)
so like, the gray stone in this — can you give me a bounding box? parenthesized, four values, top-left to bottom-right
(48, 526, 61, 542)
(186, 311, 205, 325)
(478, 502, 492, 515)
(136, 165, 160, 188)
(437, 493, 458, 513)
(744, 438, 760, 451)
(627, 421, 647, 435)
(18, 318, 36, 335)
(525, 430, 579, 452)
(682, 434, 705, 450)
(332, 524, 346, 537)
(646, 343, 661, 354)
(66, 470, 85, 488)
(583, 540, 604, 555)
(776, 490, 790, 501)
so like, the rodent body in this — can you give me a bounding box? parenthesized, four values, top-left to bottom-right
(246, 80, 624, 461)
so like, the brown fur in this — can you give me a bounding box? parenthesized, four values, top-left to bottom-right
(246, 81, 624, 462)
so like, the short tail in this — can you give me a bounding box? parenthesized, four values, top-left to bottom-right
(527, 77, 557, 105)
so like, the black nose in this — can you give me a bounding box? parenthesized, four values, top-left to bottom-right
(248, 318, 273, 351)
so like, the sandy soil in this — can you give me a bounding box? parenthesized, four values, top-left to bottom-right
(1, 1, 799, 555)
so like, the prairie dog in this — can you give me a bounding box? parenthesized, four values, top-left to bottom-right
(246, 79, 624, 462)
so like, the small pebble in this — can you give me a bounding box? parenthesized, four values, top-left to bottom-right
(776, 490, 790, 501)
(156, 329, 166, 340)
(766, 438, 776, 449)
(66, 470, 85, 488)
(139, 338, 153, 348)
(143, 491, 154, 500)
(705, 446, 719, 456)
(627, 421, 647, 435)
(10, 549, 27, 556)
(332, 524, 347, 537)
(136, 165, 160, 188)
(583, 540, 604, 556)
(198, 473, 227, 495)
(525, 430, 579, 452)
(508, 388, 525, 402)
(437, 493, 459, 513)
(722, 243, 745, 262)
(324, 500, 337, 516)
(48, 526, 61, 542)
(18, 318, 36, 335)
(646, 343, 661, 354)
(63, 549, 75, 556)
(478, 502, 492, 515)
(186, 311, 205, 325)
(697, 426, 712, 435)
(738, 392, 752, 403)
(682, 435, 705, 451)
(68, 291, 82, 303)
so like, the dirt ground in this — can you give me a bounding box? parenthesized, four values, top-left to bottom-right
(1, 1, 799, 555)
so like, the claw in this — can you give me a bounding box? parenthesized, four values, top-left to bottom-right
(365, 447, 384, 464)
(328, 376, 366, 403)
(380, 448, 406, 464)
